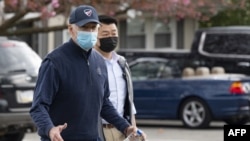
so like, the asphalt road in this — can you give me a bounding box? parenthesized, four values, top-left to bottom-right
(23, 120, 226, 141)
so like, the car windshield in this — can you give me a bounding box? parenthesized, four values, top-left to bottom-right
(0, 41, 42, 74)
(130, 58, 184, 80)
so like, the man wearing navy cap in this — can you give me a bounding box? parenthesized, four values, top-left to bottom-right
(30, 5, 137, 141)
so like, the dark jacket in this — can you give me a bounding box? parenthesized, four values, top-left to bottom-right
(117, 55, 135, 125)
(30, 39, 130, 141)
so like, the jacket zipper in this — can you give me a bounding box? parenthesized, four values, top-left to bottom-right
(87, 60, 92, 85)
(83, 52, 92, 85)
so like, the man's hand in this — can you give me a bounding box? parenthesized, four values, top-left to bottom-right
(49, 123, 67, 141)
(125, 126, 147, 141)
(125, 126, 137, 137)
(138, 129, 147, 141)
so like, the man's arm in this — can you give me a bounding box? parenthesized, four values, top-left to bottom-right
(29, 59, 58, 137)
(101, 94, 131, 133)
(100, 73, 131, 134)
(131, 114, 136, 126)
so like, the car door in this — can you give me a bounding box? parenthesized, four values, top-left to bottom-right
(153, 63, 181, 118)
(130, 59, 174, 118)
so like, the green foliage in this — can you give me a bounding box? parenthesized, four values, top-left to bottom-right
(199, 0, 250, 27)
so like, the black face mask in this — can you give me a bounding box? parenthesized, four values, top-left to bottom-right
(99, 37, 118, 53)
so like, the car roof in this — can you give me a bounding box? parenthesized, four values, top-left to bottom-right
(197, 26, 250, 33)
(129, 57, 168, 66)
(118, 49, 191, 62)
(134, 57, 168, 61)
(118, 49, 190, 55)
(118, 48, 190, 52)
(0, 39, 28, 47)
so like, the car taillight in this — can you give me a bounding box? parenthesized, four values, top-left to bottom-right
(230, 81, 249, 95)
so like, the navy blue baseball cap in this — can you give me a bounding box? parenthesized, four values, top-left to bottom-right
(69, 5, 99, 27)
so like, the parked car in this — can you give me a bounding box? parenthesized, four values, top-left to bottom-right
(129, 57, 250, 128)
(119, 26, 250, 76)
(0, 37, 41, 141)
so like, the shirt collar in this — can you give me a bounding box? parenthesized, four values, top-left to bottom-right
(110, 51, 119, 62)
(93, 49, 119, 63)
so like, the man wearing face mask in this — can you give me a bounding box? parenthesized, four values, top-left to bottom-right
(94, 15, 147, 141)
(30, 5, 138, 141)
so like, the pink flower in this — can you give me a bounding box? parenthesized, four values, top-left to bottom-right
(183, 0, 190, 5)
(52, 0, 60, 8)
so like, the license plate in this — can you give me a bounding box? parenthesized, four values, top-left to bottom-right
(16, 90, 34, 104)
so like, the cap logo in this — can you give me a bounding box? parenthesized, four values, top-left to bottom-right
(84, 9, 92, 16)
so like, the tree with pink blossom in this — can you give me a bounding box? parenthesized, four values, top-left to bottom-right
(0, 0, 246, 36)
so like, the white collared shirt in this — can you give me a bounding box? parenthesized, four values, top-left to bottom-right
(102, 52, 127, 124)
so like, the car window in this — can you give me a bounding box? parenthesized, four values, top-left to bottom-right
(130, 62, 156, 80)
(200, 33, 250, 58)
(0, 41, 42, 74)
(130, 60, 173, 80)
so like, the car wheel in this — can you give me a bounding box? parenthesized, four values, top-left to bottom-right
(180, 98, 211, 128)
(3, 131, 25, 141)
(224, 117, 249, 125)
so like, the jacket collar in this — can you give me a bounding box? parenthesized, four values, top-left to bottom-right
(68, 38, 92, 59)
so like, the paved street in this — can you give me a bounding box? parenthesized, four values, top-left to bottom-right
(23, 120, 225, 141)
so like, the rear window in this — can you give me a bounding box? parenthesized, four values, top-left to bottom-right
(198, 32, 250, 59)
(0, 40, 42, 74)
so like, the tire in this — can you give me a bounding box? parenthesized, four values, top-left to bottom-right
(224, 117, 249, 125)
(3, 131, 25, 141)
(180, 98, 211, 128)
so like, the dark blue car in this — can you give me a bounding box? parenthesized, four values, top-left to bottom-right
(129, 57, 250, 128)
